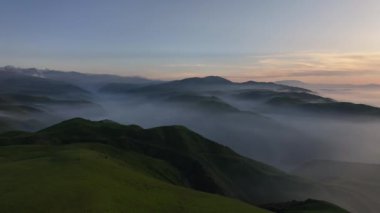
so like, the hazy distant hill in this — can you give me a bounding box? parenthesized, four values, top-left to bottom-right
(276, 79, 380, 90)
(0, 68, 374, 212)
(294, 160, 380, 213)
(0, 68, 110, 131)
(276, 80, 308, 87)
(0, 66, 159, 91)
(294, 160, 380, 183)
(2, 68, 380, 168)
(101, 75, 380, 119)
(276, 79, 380, 107)
(0, 75, 89, 99)
(101, 76, 309, 94)
(4, 67, 380, 120)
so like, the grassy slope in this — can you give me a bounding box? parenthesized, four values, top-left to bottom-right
(0, 143, 269, 213)
(0, 119, 352, 212)
(4, 118, 320, 204)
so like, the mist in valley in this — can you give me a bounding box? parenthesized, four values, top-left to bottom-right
(2, 69, 380, 212)
(279, 80, 380, 108)
(2, 70, 380, 171)
(94, 93, 380, 212)
(92, 89, 380, 171)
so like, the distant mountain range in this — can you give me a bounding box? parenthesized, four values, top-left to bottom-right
(276, 79, 380, 89)
(1, 67, 380, 165)
(276, 79, 380, 108)
(100, 73, 380, 119)
(1, 67, 380, 212)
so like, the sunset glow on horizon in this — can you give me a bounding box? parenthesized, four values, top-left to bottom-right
(1, 0, 380, 84)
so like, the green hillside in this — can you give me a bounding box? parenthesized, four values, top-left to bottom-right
(0, 118, 322, 204)
(0, 118, 351, 212)
(0, 143, 269, 213)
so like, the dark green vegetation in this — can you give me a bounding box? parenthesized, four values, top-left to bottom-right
(0, 118, 351, 213)
(0, 118, 318, 203)
(0, 118, 274, 212)
(261, 199, 349, 213)
(0, 144, 269, 213)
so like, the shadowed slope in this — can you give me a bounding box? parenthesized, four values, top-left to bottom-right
(261, 199, 349, 213)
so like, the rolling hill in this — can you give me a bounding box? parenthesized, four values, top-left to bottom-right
(0, 118, 354, 212)
(0, 67, 378, 212)
(0, 118, 317, 203)
(0, 143, 269, 213)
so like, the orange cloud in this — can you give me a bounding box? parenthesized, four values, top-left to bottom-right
(211, 52, 380, 84)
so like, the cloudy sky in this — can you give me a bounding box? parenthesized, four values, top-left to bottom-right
(1, 0, 380, 83)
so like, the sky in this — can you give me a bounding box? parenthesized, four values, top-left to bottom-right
(1, 0, 380, 83)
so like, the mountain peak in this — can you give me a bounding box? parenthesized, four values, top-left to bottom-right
(179, 76, 232, 84)
(276, 80, 306, 86)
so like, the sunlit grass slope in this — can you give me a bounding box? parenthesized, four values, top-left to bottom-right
(0, 143, 269, 213)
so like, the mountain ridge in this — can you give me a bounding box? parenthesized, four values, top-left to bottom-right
(0, 118, 362, 212)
